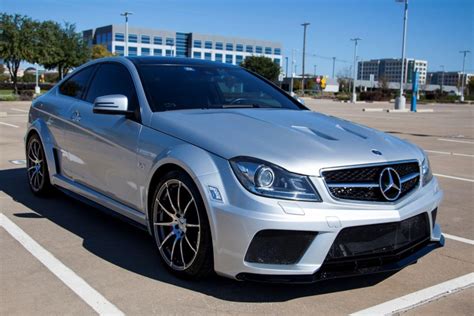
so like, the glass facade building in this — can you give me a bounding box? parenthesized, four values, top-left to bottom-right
(83, 25, 283, 67)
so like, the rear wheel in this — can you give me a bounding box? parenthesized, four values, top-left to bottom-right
(26, 134, 53, 196)
(151, 170, 213, 279)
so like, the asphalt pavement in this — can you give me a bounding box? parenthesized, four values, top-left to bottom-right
(1, 100, 473, 315)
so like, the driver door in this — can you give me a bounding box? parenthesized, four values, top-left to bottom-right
(62, 62, 142, 210)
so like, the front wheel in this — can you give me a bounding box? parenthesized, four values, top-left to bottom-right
(151, 170, 213, 279)
(26, 134, 53, 196)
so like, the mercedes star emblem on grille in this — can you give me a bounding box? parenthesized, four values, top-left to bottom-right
(379, 167, 402, 201)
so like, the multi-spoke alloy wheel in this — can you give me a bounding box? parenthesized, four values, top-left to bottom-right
(26, 135, 52, 195)
(154, 179, 201, 270)
(151, 171, 213, 279)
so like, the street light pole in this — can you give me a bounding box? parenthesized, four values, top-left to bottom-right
(285, 56, 289, 78)
(301, 22, 310, 96)
(290, 49, 295, 94)
(120, 11, 133, 57)
(35, 64, 40, 95)
(332, 57, 336, 78)
(350, 38, 361, 103)
(395, 0, 408, 110)
(459, 50, 471, 102)
(440, 65, 445, 93)
(313, 65, 317, 77)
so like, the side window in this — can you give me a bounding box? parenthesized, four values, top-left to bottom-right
(59, 66, 96, 99)
(85, 63, 138, 110)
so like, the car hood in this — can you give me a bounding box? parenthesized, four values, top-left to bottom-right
(149, 109, 423, 176)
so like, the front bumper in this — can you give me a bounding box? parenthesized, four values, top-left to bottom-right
(236, 236, 444, 283)
(196, 158, 444, 281)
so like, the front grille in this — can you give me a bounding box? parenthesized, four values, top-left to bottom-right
(322, 161, 420, 202)
(245, 230, 317, 265)
(326, 213, 430, 261)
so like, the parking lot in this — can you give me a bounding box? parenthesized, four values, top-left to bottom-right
(1, 99, 473, 315)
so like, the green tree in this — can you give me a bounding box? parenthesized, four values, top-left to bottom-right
(41, 22, 90, 79)
(35, 21, 63, 68)
(467, 76, 474, 96)
(91, 44, 115, 59)
(0, 13, 39, 94)
(240, 56, 280, 82)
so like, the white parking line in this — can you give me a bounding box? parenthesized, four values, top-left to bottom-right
(434, 173, 474, 183)
(438, 138, 474, 145)
(0, 214, 124, 316)
(10, 108, 29, 113)
(351, 272, 474, 315)
(444, 233, 474, 246)
(425, 150, 474, 158)
(0, 122, 19, 128)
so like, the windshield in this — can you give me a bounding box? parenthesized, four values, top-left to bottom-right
(137, 64, 303, 112)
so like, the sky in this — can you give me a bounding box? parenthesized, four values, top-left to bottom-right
(2, 0, 473, 76)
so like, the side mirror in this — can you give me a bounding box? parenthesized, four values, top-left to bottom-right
(93, 94, 131, 115)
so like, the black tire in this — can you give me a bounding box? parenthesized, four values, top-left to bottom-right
(26, 134, 53, 196)
(150, 170, 213, 280)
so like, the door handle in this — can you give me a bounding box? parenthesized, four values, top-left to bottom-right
(70, 110, 81, 122)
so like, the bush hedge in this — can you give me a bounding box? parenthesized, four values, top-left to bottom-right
(0, 82, 55, 91)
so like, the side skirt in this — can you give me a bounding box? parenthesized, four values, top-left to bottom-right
(52, 174, 148, 231)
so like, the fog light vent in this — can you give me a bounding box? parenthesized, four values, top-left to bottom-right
(431, 208, 438, 228)
(245, 230, 317, 265)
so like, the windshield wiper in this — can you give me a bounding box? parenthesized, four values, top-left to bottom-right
(221, 104, 261, 108)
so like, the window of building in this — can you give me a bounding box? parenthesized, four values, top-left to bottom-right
(215, 53, 223, 62)
(274, 48, 281, 55)
(236, 55, 243, 65)
(236, 44, 243, 52)
(193, 40, 202, 48)
(153, 36, 162, 45)
(85, 63, 138, 110)
(225, 54, 233, 64)
(115, 45, 125, 56)
(215, 42, 223, 50)
(114, 33, 125, 42)
(226, 43, 233, 51)
(154, 49, 162, 56)
(141, 35, 150, 44)
(59, 65, 97, 99)
(274, 58, 281, 65)
(129, 46, 138, 56)
(166, 38, 174, 46)
(128, 34, 138, 43)
(193, 51, 202, 59)
(141, 47, 150, 56)
(204, 52, 212, 60)
(246, 45, 253, 53)
(166, 49, 173, 57)
(106, 32, 112, 43)
(256, 46, 263, 54)
(265, 47, 272, 54)
(205, 41, 213, 49)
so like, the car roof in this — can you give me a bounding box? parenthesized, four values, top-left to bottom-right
(126, 56, 238, 68)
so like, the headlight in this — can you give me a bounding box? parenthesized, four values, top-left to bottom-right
(230, 157, 321, 201)
(422, 154, 433, 186)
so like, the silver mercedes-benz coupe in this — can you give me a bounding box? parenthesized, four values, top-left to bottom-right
(26, 57, 444, 282)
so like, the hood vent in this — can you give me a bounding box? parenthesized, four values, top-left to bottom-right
(336, 124, 368, 139)
(292, 125, 338, 141)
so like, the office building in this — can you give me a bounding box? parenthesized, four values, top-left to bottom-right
(357, 58, 428, 85)
(426, 71, 473, 87)
(83, 25, 283, 67)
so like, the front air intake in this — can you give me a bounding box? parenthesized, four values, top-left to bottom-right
(245, 230, 317, 265)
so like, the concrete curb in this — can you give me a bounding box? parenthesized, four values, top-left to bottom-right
(386, 109, 410, 113)
(362, 108, 384, 112)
